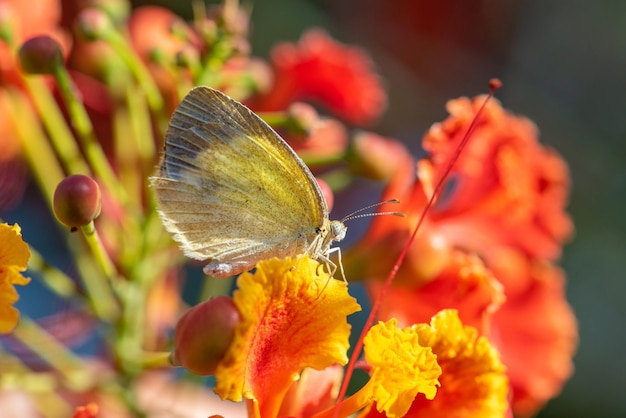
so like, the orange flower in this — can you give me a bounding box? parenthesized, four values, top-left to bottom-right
(176, 257, 510, 418)
(345, 96, 576, 416)
(213, 256, 361, 417)
(421, 96, 573, 261)
(71, 403, 98, 418)
(488, 254, 577, 417)
(285, 310, 496, 418)
(346, 95, 573, 285)
(366, 251, 505, 336)
(361, 310, 509, 418)
(252, 29, 387, 125)
(343, 142, 447, 286)
(278, 365, 344, 417)
(0, 223, 31, 334)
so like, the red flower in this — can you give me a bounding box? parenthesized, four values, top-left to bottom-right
(346, 95, 577, 416)
(71, 403, 98, 418)
(366, 251, 505, 336)
(488, 254, 578, 417)
(421, 96, 573, 261)
(252, 29, 387, 125)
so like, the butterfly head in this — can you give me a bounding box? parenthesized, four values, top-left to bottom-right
(329, 220, 347, 243)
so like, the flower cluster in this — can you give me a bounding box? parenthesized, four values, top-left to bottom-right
(345, 95, 577, 417)
(0, 0, 575, 417)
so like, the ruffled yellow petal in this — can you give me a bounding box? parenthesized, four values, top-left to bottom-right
(361, 318, 442, 418)
(214, 256, 361, 418)
(0, 223, 31, 334)
(0, 223, 30, 269)
(354, 310, 508, 418)
(405, 309, 509, 418)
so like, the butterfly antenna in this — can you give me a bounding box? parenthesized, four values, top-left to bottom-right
(333, 79, 503, 417)
(341, 199, 404, 223)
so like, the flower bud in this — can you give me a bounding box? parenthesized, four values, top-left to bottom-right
(407, 231, 452, 284)
(53, 175, 102, 230)
(348, 132, 412, 181)
(18, 36, 64, 74)
(0, 4, 15, 43)
(90, 0, 130, 25)
(75, 8, 113, 41)
(172, 296, 240, 375)
(286, 102, 319, 137)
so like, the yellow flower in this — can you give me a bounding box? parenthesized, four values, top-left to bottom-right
(413, 309, 509, 418)
(362, 318, 442, 417)
(213, 255, 361, 418)
(357, 310, 509, 418)
(0, 223, 31, 334)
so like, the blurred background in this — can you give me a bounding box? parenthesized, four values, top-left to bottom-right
(7, 0, 625, 416)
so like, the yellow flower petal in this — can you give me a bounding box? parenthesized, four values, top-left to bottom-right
(0, 223, 31, 334)
(214, 256, 361, 418)
(405, 309, 509, 418)
(362, 318, 442, 418)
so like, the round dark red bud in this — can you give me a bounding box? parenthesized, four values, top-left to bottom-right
(173, 296, 240, 375)
(18, 36, 64, 74)
(53, 175, 102, 229)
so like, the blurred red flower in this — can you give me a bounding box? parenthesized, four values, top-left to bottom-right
(127, 6, 199, 107)
(0, 0, 71, 213)
(252, 29, 387, 125)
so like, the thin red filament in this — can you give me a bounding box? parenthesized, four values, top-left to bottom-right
(333, 78, 502, 415)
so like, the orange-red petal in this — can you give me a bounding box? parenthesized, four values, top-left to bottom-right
(253, 29, 387, 125)
(214, 256, 360, 418)
(367, 251, 505, 336)
(279, 365, 344, 417)
(489, 256, 577, 417)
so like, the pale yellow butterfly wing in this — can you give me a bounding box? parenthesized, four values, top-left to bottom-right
(150, 87, 329, 277)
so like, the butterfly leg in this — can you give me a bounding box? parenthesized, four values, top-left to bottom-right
(318, 247, 346, 282)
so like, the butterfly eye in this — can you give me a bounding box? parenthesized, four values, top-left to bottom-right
(330, 221, 347, 242)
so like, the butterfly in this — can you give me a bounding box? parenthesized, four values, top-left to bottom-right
(150, 86, 348, 278)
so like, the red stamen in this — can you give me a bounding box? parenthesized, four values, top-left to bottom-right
(333, 79, 502, 415)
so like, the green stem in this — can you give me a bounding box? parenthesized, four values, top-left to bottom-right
(52, 63, 129, 205)
(139, 351, 172, 369)
(101, 29, 167, 133)
(125, 83, 157, 170)
(115, 279, 145, 376)
(80, 221, 118, 281)
(318, 167, 354, 192)
(20, 76, 91, 176)
(1, 88, 65, 203)
(28, 247, 78, 298)
(74, 221, 120, 321)
(302, 152, 348, 168)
